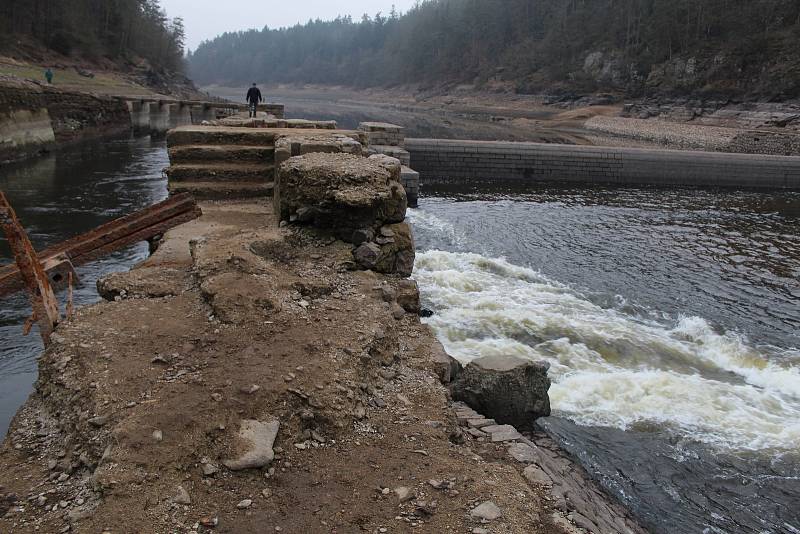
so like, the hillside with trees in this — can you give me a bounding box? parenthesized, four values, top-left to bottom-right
(189, 0, 800, 100)
(0, 0, 186, 74)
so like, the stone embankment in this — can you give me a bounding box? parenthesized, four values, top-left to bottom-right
(0, 76, 130, 163)
(0, 120, 636, 533)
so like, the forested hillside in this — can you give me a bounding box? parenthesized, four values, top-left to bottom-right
(189, 0, 800, 99)
(0, 0, 186, 73)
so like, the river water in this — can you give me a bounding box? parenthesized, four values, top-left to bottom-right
(1, 134, 799, 532)
(0, 136, 168, 435)
(409, 183, 800, 533)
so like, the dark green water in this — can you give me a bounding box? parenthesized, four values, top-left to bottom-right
(0, 136, 168, 435)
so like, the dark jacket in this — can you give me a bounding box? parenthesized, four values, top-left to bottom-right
(246, 87, 262, 104)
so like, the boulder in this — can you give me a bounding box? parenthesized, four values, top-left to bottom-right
(450, 355, 550, 429)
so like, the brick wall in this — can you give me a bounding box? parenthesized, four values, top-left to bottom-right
(406, 139, 800, 189)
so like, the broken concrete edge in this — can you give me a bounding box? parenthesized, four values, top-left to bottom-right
(274, 152, 414, 278)
(449, 399, 647, 534)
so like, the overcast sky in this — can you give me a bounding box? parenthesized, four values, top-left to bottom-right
(159, 0, 418, 50)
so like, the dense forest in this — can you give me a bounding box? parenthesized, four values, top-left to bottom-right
(0, 0, 186, 72)
(189, 0, 800, 98)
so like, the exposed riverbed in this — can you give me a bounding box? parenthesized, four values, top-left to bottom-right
(409, 184, 800, 533)
(0, 136, 168, 435)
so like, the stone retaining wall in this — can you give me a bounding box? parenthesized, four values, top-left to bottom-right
(406, 138, 800, 189)
(0, 83, 130, 162)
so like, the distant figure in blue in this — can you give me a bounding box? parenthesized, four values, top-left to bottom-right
(44, 68, 54, 84)
(246, 83, 262, 118)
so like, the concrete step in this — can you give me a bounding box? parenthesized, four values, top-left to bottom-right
(167, 126, 281, 148)
(168, 145, 275, 164)
(166, 163, 274, 183)
(168, 181, 274, 200)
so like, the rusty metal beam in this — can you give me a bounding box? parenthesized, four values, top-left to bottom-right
(0, 192, 61, 344)
(0, 194, 201, 298)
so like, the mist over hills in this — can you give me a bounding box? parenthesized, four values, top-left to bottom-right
(188, 0, 800, 100)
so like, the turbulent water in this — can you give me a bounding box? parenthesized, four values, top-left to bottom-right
(0, 136, 168, 435)
(409, 184, 800, 533)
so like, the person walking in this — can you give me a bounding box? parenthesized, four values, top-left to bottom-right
(44, 68, 54, 84)
(246, 83, 262, 118)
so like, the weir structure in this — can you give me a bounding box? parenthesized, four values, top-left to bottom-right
(406, 138, 800, 190)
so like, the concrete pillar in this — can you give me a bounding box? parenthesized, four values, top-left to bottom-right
(167, 103, 192, 130)
(190, 105, 217, 124)
(149, 103, 170, 136)
(128, 101, 151, 135)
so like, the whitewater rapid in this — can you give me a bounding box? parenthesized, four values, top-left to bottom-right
(409, 210, 800, 453)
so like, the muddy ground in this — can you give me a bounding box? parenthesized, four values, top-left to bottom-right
(0, 200, 579, 534)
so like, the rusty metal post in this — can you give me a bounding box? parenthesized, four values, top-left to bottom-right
(0, 192, 61, 344)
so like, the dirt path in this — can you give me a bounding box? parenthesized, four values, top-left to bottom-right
(0, 201, 572, 534)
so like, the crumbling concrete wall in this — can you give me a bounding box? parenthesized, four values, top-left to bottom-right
(276, 152, 415, 276)
(0, 79, 130, 161)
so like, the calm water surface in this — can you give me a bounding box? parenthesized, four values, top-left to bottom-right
(0, 136, 168, 435)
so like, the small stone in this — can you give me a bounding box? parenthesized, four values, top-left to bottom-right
(200, 516, 218, 527)
(152, 429, 163, 442)
(261, 488, 273, 499)
(470, 501, 502, 521)
(223, 418, 280, 471)
(237, 499, 252, 509)
(202, 463, 219, 477)
(391, 303, 406, 320)
(173, 486, 191, 505)
(380, 285, 397, 303)
(473, 528, 489, 534)
(88, 416, 108, 428)
(211, 393, 223, 402)
(241, 384, 261, 395)
(482, 424, 522, 443)
(523, 465, 552, 486)
(507, 442, 538, 463)
(394, 486, 415, 503)
(57, 473, 70, 482)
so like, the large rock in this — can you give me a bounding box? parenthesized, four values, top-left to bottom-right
(223, 418, 280, 471)
(275, 152, 407, 240)
(371, 223, 416, 277)
(450, 355, 551, 429)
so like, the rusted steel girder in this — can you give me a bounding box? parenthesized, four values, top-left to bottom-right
(0, 192, 61, 344)
(0, 193, 202, 298)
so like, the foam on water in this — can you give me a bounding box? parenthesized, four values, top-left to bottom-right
(414, 249, 800, 452)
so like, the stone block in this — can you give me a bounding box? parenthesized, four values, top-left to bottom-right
(450, 354, 551, 429)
